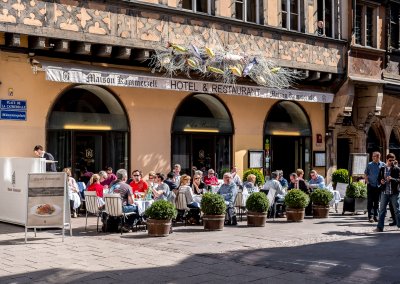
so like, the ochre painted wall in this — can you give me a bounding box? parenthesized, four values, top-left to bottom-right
(0, 51, 326, 179)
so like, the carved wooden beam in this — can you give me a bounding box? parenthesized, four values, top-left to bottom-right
(94, 45, 113, 57)
(113, 47, 132, 59)
(131, 49, 151, 61)
(6, 34, 28, 48)
(29, 36, 49, 49)
(72, 42, 92, 55)
(52, 39, 70, 53)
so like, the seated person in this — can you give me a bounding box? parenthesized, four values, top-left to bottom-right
(87, 173, 106, 208)
(277, 170, 288, 189)
(243, 174, 258, 194)
(191, 173, 206, 195)
(176, 175, 201, 224)
(204, 169, 219, 186)
(129, 170, 148, 195)
(308, 170, 326, 190)
(217, 173, 238, 225)
(262, 171, 286, 217)
(107, 169, 139, 231)
(288, 172, 309, 193)
(164, 172, 177, 191)
(152, 173, 170, 201)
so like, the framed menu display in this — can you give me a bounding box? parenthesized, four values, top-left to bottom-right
(349, 153, 369, 176)
(248, 150, 264, 168)
(314, 151, 326, 167)
(25, 173, 71, 242)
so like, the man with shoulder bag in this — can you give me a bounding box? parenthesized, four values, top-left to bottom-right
(374, 153, 400, 232)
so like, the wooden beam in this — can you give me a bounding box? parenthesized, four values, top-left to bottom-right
(72, 42, 92, 55)
(131, 49, 151, 61)
(52, 39, 70, 53)
(94, 45, 113, 57)
(113, 47, 131, 59)
(6, 34, 28, 48)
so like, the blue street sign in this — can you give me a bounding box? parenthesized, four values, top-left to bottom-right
(0, 99, 27, 110)
(0, 110, 27, 121)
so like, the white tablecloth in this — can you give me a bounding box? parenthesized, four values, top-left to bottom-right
(134, 200, 154, 215)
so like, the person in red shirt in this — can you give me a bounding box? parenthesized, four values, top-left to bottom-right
(87, 174, 104, 198)
(204, 169, 219, 186)
(129, 170, 148, 195)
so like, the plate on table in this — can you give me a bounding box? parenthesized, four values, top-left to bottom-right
(30, 204, 61, 217)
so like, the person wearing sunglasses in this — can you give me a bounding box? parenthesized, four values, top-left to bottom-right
(129, 170, 148, 195)
(204, 169, 219, 186)
(308, 170, 326, 190)
(374, 153, 400, 232)
(191, 174, 205, 194)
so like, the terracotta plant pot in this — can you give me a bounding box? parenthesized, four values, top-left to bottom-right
(203, 214, 225, 231)
(286, 208, 305, 222)
(247, 211, 267, 227)
(312, 205, 330, 218)
(147, 219, 171, 237)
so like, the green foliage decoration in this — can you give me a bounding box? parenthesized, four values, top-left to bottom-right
(243, 169, 265, 186)
(145, 200, 177, 220)
(346, 182, 367, 199)
(284, 189, 310, 209)
(200, 192, 227, 215)
(310, 189, 334, 206)
(246, 192, 270, 213)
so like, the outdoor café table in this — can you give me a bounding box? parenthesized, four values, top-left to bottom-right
(134, 199, 154, 215)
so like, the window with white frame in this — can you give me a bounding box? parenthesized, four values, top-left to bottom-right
(182, 0, 215, 15)
(281, 0, 305, 32)
(234, 0, 263, 24)
(390, 3, 399, 50)
(317, 0, 338, 38)
(354, 3, 378, 47)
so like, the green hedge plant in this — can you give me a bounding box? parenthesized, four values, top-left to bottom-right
(284, 189, 310, 209)
(201, 193, 227, 215)
(331, 169, 349, 184)
(346, 182, 367, 199)
(243, 169, 265, 186)
(246, 192, 270, 213)
(310, 189, 334, 206)
(145, 200, 177, 220)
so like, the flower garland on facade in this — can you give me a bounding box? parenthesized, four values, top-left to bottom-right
(150, 40, 300, 89)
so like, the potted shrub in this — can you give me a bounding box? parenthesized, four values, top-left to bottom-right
(284, 189, 310, 222)
(310, 189, 334, 218)
(145, 200, 177, 237)
(331, 169, 349, 197)
(201, 192, 227, 231)
(243, 169, 265, 187)
(342, 182, 368, 215)
(246, 192, 270, 227)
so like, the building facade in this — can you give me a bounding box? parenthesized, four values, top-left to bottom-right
(0, 0, 346, 180)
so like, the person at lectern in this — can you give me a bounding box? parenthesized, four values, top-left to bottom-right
(33, 145, 57, 172)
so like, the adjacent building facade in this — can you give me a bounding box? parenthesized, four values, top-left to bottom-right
(0, 0, 347, 180)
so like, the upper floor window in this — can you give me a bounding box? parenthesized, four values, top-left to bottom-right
(281, 0, 305, 32)
(354, 3, 377, 48)
(234, 0, 263, 24)
(390, 4, 399, 50)
(182, 0, 215, 15)
(317, 0, 337, 38)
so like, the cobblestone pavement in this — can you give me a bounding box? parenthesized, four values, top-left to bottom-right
(0, 205, 399, 284)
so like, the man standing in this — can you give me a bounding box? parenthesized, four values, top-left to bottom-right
(218, 173, 238, 225)
(365, 151, 385, 223)
(374, 153, 400, 232)
(33, 145, 56, 172)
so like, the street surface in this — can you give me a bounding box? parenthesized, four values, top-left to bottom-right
(0, 204, 399, 284)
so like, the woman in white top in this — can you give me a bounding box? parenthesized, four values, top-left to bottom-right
(152, 173, 170, 201)
(63, 168, 81, 218)
(176, 174, 200, 224)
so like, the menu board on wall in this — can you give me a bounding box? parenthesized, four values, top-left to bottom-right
(26, 173, 66, 228)
(349, 153, 369, 176)
(248, 150, 264, 168)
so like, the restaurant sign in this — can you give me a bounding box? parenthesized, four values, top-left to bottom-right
(44, 64, 334, 103)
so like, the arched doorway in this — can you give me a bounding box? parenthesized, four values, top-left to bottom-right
(264, 101, 312, 180)
(47, 85, 129, 179)
(366, 124, 384, 158)
(171, 94, 233, 177)
(389, 128, 400, 159)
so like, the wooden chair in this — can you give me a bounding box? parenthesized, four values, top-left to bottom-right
(103, 193, 137, 235)
(84, 191, 102, 232)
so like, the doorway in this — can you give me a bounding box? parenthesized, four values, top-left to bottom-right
(337, 138, 350, 169)
(74, 132, 104, 175)
(171, 94, 233, 176)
